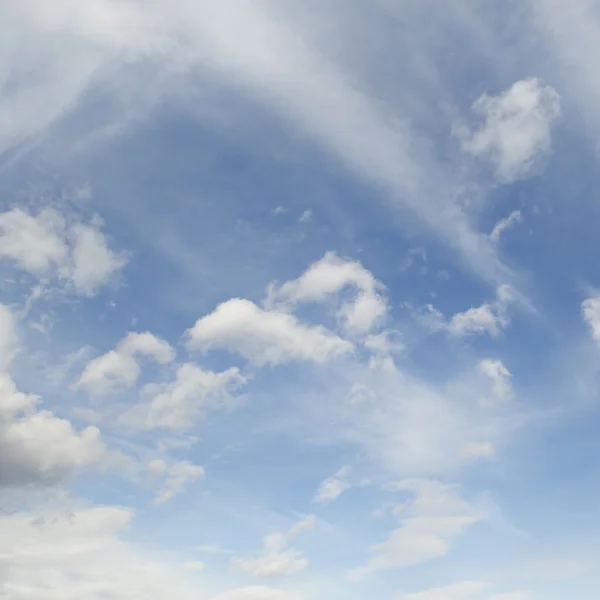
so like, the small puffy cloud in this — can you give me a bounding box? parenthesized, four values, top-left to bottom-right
(121, 363, 246, 430)
(313, 466, 351, 504)
(457, 77, 560, 182)
(351, 481, 484, 578)
(582, 295, 600, 341)
(186, 298, 352, 366)
(231, 515, 315, 580)
(447, 285, 513, 338)
(74, 331, 175, 395)
(0, 207, 126, 295)
(490, 210, 523, 243)
(479, 359, 513, 401)
(460, 442, 495, 460)
(148, 459, 205, 504)
(265, 252, 387, 335)
(398, 581, 488, 600)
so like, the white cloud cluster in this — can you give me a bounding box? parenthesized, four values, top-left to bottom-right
(457, 78, 560, 182)
(231, 515, 316, 579)
(74, 331, 175, 395)
(147, 458, 205, 504)
(490, 210, 523, 243)
(122, 363, 246, 430)
(421, 285, 514, 338)
(266, 252, 387, 335)
(479, 359, 513, 402)
(0, 208, 126, 296)
(352, 480, 484, 578)
(0, 305, 109, 488)
(186, 298, 352, 366)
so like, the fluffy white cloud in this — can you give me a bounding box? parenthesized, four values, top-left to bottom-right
(582, 296, 600, 341)
(186, 299, 352, 366)
(479, 360, 513, 401)
(266, 252, 387, 335)
(351, 481, 484, 578)
(457, 78, 560, 182)
(231, 516, 315, 580)
(0, 208, 126, 295)
(74, 331, 175, 395)
(0, 305, 110, 488)
(398, 581, 488, 600)
(0, 503, 205, 599)
(148, 459, 205, 504)
(121, 363, 245, 430)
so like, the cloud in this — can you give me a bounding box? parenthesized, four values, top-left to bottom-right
(122, 363, 246, 430)
(313, 466, 351, 504)
(231, 515, 315, 580)
(352, 481, 484, 578)
(0, 304, 111, 488)
(479, 360, 513, 401)
(582, 295, 600, 341)
(209, 587, 301, 600)
(0, 503, 205, 599)
(265, 252, 387, 335)
(148, 459, 205, 504)
(490, 211, 523, 243)
(74, 331, 175, 396)
(0, 208, 126, 295)
(186, 298, 352, 366)
(457, 78, 560, 182)
(398, 580, 488, 600)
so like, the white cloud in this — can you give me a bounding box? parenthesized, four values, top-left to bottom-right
(489, 594, 532, 600)
(67, 221, 127, 296)
(398, 581, 488, 600)
(479, 360, 513, 401)
(122, 363, 246, 430)
(74, 331, 175, 395)
(582, 296, 600, 341)
(490, 210, 523, 243)
(209, 587, 301, 600)
(460, 442, 495, 460)
(0, 503, 205, 599)
(457, 78, 560, 182)
(313, 466, 351, 504)
(447, 285, 513, 338)
(231, 515, 315, 580)
(352, 481, 484, 578)
(0, 207, 126, 295)
(265, 252, 387, 335)
(186, 298, 352, 366)
(148, 459, 205, 504)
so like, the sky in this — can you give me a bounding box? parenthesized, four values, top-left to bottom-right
(2, 1, 600, 598)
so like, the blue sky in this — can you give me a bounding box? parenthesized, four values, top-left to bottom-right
(2, 1, 600, 599)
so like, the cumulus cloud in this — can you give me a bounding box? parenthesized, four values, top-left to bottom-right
(0, 208, 126, 295)
(210, 587, 301, 600)
(351, 481, 484, 578)
(457, 78, 560, 182)
(231, 515, 316, 580)
(0, 305, 110, 488)
(266, 252, 388, 335)
(186, 298, 352, 366)
(74, 331, 175, 396)
(122, 362, 246, 430)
